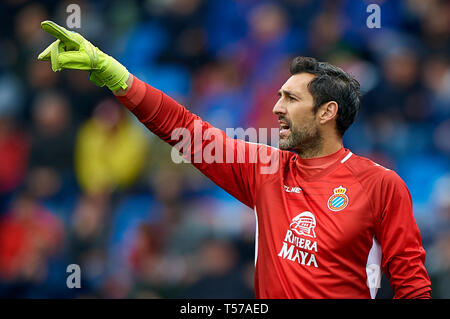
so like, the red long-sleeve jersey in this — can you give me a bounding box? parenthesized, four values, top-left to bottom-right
(116, 76, 432, 299)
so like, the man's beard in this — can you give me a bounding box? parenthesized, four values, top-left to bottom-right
(278, 119, 323, 158)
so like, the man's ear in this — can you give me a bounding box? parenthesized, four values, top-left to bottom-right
(317, 101, 338, 125)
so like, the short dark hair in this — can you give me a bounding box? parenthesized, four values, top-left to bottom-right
(290, 56, 361, 137)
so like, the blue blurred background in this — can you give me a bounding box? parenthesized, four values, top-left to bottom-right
(0, 0, 449, 298)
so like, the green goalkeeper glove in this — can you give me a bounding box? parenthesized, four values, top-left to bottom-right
(37, 20, 129, 92)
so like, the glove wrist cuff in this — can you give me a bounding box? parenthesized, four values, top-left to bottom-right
(90, 56, 129, 92)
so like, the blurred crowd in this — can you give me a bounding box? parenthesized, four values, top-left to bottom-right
(0, 0, 449, 298)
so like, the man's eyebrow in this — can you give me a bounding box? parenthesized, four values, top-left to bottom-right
(278, 89, 300, 98)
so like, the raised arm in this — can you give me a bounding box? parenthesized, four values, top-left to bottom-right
(38, 20, 281, 208)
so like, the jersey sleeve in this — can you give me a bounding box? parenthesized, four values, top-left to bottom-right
(374, 170, 432, 299)
(116, 75, 280, 208)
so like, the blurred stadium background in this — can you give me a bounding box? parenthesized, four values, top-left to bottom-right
(0, 0, 449, 298)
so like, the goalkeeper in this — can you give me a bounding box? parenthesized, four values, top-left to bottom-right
(38, 21, 431, 299)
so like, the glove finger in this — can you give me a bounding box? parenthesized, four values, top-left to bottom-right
(38, 39, 60, 61)
(41, 20, 80, 50)
(50, 40, 64, 72)
(38, 44, 52, 61)
(58, 51, 92, 70)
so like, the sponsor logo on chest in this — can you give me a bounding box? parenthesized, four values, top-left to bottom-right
(278, 211, 319, 268)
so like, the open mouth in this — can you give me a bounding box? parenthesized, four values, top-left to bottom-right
(279, 121, 290, 137)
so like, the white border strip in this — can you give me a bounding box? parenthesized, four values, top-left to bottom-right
(341, 152, 353, 163)
(366, 236, 382, 299)
(253, 206, 259, 267)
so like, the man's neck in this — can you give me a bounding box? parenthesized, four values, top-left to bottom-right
(296, 139, 343, 159)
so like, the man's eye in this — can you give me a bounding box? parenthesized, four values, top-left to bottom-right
(277, 93, 296, 101)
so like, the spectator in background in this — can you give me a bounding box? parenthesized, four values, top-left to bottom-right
(184, 238, 253, 298)
(423, 54, 450, 122)
(427, 173, 450, 298)
(0, 192, 64, 290)
(0, 116, 29, 208)
(192, 58, 250, 130)
(29, 91, 75, 176)
(67, 193, 111, 295)
(74, 98, 149, 195)
(127, 223, 165, 297)
(25, 90, 77, 227)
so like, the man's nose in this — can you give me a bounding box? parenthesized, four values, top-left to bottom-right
(272, 100, 286, 115)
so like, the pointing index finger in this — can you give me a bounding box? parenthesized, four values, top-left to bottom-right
(41, 20, 80, 50)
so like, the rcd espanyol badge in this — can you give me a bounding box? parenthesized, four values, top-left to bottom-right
(327, 186, 349, 212)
